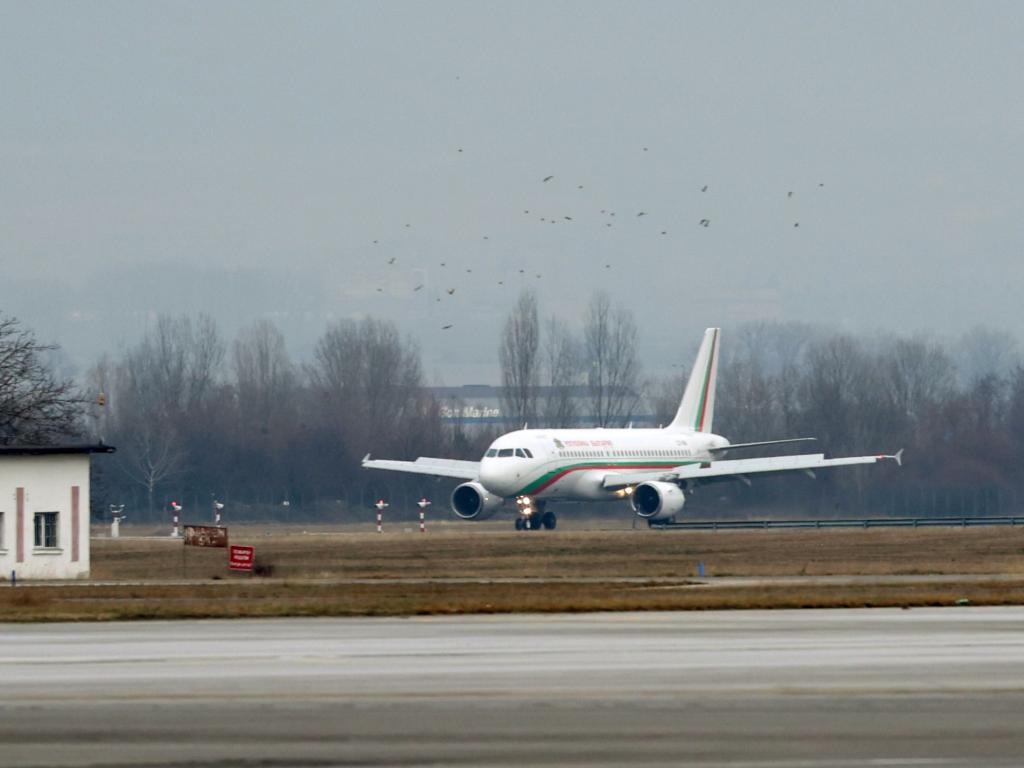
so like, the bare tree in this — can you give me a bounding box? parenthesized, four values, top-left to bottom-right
(541, 315, 580, 427)
(116, 314, 225, 426)
(648, 372, 686, 427)
(233, 319, 296, 437)
(0, 314, 83, 444)
(117, 424, 186, 515)
(308, 317, 423, 454)
(498, 290, 540, 427)
(957, 326, 1019, 385)
(583, 292, 640, 427)
(104, 314, 225, 513)
(878, 337, 955, 428)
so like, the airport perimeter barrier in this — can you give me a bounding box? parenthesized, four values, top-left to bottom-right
(651, 515, 1024, 531)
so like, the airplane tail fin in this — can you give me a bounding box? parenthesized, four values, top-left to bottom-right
(668, 328, 720, 433)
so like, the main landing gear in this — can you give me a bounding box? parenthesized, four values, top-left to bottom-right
(514, 499, 556, 531)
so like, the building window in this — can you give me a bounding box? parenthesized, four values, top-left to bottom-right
(34, 512, 59, 549)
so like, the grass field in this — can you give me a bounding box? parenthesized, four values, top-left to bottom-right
(2, 524, 1023, 621)
(91, 523, 1024, 580)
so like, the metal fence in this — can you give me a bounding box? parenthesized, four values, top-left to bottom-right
(651, 515, 1024, 530)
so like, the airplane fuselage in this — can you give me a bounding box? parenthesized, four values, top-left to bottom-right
(478, 428, 730, 501)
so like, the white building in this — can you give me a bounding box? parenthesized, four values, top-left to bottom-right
(0, 445, 114, 581)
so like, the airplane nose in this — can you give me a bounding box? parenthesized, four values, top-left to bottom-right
(478, 461, 510, 496)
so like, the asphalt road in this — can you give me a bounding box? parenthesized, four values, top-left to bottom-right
(3, 608, 1024, 767)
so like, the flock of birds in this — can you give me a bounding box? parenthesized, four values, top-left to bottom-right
(368, 150, 827, 331)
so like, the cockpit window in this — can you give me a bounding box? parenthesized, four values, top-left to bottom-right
(514, 448, 526, 458)
(523, 448, 533, 458)
(485, 449, 497, 457)
(498, 448, 514, 457)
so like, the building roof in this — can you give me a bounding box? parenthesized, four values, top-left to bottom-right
(0, 443, 116, 456)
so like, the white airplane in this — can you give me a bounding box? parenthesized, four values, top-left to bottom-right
(363, 328, 902, 530)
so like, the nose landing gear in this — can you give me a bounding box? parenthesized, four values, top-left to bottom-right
(514, 498, 556, 531)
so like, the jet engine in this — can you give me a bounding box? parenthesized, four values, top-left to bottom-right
(631, 481, 685, 522)
(451, 482, 504, 520)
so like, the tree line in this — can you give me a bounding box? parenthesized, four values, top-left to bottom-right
(2, 302, 1023, 522)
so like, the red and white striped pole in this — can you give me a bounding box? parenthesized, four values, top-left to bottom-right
(171, 501, 182, 538)
(374, 499, 388, 533)
(417, 498, 431, 533)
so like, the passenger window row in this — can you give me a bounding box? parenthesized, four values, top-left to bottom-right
(555, 449, 694, 459)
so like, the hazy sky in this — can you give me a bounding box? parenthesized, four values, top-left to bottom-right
(2, 1, 1022, 382)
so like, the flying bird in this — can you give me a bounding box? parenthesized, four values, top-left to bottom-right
(564, 216, 572, 221)
(661, 231, 667, 235)
(483, 236, 488, 240)
(457, 148, 463, 153)
(498, 280, 504, 285)
(637, 211, 646, 217)
(376, 288, 383, 292)
(466, 269, 472, 273)
(605, 223, 613, 227)
(701, 185, 708, 192)
(699, 218, 710, 227)
(535, 273, 542, 278)
(787, 191, 793, 198)
(405, 223, 411, 228)
(518, 269, 525, 274)
(542, 175, 554, 182)
(577, 185, 584, 189)
(605, 264, 611, 269)
(387, 257, 396, 264)
(440, 262, 446, 267)
(524, 210, 530, 214)
(794, 222, 800, 228)
(442, 324, 453, 330)
(413, 284, 423, 292)
(447, 288, 455, 295)
(373, 240, 379, 244)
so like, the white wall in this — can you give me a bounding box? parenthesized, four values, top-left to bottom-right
(0, 454, 91, 580)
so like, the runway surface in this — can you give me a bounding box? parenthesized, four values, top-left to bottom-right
(3, 608, 1024, 767)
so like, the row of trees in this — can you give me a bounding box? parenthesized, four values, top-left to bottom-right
(3, 304, 1024, 520)
(498, 291, 642, 428)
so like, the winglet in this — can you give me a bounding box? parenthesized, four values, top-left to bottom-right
(881, 449, 904, 467)
(362, 453, 371, 465)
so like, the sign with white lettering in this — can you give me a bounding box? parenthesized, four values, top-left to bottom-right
(228, 545, 255, 571)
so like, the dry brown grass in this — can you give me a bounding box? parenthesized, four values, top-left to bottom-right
(3, 525, 1022, 621)
(2, 578, 1023, 622)
(91, 524, 1024, 581)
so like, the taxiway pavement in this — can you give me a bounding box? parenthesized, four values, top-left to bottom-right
(3, 608, 1024, 767)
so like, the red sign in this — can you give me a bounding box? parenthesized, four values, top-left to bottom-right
(228, 545, 255, 572)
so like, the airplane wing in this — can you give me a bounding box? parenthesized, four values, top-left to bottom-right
(602, 451, 902, 491)
(361, 454, 480, 480)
